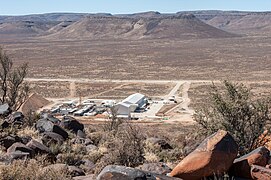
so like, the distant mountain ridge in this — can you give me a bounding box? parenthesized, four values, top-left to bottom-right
(44, 14, 234, 40)
(0, 11, 270, 40)
(180, 10, 271, 35)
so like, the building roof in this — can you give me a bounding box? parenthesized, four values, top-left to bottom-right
(122, 93, 145, 105)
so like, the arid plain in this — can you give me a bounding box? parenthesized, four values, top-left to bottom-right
(0, 11, 271, 122)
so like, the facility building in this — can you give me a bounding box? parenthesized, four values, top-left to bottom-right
(116, 93, 147, 117)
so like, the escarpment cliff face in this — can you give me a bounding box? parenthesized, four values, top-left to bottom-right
(0, 12, 236, 40)
(43, 14, 235, 40)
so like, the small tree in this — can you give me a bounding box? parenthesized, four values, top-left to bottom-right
(194, 81, 270, 155)
(0, 47, 29, 111)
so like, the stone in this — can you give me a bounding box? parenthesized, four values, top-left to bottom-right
(61, 116, 84, 134)
(8, 151, 30, 160)
(251, 165, 271, 180)
(170, 130, 238, 180)
(7, 112, 24, 125)
(36, 119, 68, 139)
(52, 125, 69, 139)
(68, 166, 85, 177)
(21, 136, 32, 144)
(7, 142, 34, 158)
(146, 137, 173, 150)
(47, 116, 61, 124)
(36, 119, 54, 133)
(97, 165, 179, 180)
(77, 130, 86, 139)
(230, 146, 270, 179)
(1, 120, 9, 129)
(42, 131, 64, 146)
(80, 160, 96, 173)
(0, 103, 11, 116)
(0, 135, 22, 149)
(138, 162, 172, 175)
(26, 139, 50, 154)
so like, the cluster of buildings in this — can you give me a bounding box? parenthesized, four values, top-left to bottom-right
(50, 93, 148, 119)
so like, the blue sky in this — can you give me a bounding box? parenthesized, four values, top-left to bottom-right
(0, 0, 270, 15)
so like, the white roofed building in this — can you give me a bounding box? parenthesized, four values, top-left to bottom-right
(115, 93, 146, 117)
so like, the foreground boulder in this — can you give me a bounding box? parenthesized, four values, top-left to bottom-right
(230, 146, 270, 179)
(97, 165, 179, 180)
(251, 165, 271, 180)
(170, 130, 238, 180)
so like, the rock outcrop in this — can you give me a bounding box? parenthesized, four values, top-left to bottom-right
(97, 165, 179, 180)
(230, 146, 270, 179)
(170, 130, 238, 180)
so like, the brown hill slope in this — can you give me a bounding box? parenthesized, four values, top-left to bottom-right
(207, 13, 271, 35)
(182, 11, 271, 35)
(0, 21, 58, 38)
(44, 14, 235, 40)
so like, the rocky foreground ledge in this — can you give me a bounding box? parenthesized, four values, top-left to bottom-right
(1, 112, 271, 179)
(94, 130, 271, 180)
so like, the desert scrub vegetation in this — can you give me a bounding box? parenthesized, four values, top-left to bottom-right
(0, 160, 71, 180)
(194, 80, 271, 155)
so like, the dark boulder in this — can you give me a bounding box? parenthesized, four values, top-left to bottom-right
(7, 112, 24, 125)
(21, 136, 32, 144)
(7, 142, 34, 158)
(40, 113, 61, 124)
(146, 137, 173, 150)
(0, 135, 22, 149)
(26, 139, 50, 154)
(97, 165, 179, 180)
(230, 146, 270, 179)
(170, 130, 238, 180)
(42, 131, 64, 146)
(8, 151, 30, 160)
(1, 120, 9, 129)
(138, 162, 172, 175)
(52, 125, 69, 139)
(61, 116, 84, 134)
(36, 119, 68, 139)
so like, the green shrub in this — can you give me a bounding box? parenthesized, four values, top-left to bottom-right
(194, 81, 270, 155)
